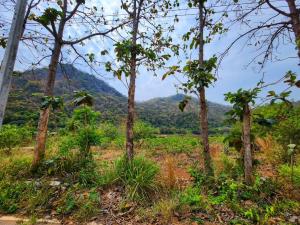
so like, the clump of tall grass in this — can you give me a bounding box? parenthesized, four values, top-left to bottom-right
(113, 156, 160, 201)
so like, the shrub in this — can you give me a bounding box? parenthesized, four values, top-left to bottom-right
(0, 125, 32, 154)
(114, 156, 159, 200)
(179, 187, 203, 209)
(57, 188, 101, 222)
(152, 198, 179, 224)
(219, 153, 243, 179)
(0, 157, 32, 180)
(77, 126, 101, 156)
(134, 121, 159, 142)
(0, 179, 33, 213)
(98, 123, 119, 140)
(279, 164, 300, 187)
(67, 106, 100, 131)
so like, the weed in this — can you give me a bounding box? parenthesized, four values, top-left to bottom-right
(114, 156, 159, 200)
(144, 135, 199, 154)
(27, 183, 55, 213)
(0, 179, 34, 213)
(57, 188, 101, 222)
(279, 164, 300, 187)
(163, 156, 177, 189)
(0, 125, 32, 154)
(179, 186, 203, 210)
(152, 198, 179, 224)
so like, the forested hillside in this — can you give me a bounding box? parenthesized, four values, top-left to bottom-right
(138, 94, 230, 133)
(5, 65, 229, 133)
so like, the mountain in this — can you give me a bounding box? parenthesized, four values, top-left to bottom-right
(137, 94, 231, 134)
(5, 64, 127, 126)
(5, 65, 230, 133)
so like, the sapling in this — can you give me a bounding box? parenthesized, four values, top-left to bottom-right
(287, 143, 297, 184)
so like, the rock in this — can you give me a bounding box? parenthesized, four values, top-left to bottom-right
(49, 180, 61, 186)
(289, 216, 299, 223)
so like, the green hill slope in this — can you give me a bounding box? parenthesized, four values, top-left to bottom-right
(4, 65, 230, 133)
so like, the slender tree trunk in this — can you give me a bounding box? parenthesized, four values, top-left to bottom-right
(32, 9, 66, 167)
(32, 42, 62, 168)
(286, 0, 300, 60)
(198, 0, 213, 176)
(126, 0, 139, 161)
(243, 103, 253, 185)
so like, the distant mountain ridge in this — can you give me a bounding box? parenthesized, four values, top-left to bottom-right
(137, 94, 231, 133)
(5, 65, 230, 133)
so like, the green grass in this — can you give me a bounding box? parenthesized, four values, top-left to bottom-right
(113, 156, 160, 200)
(143, 135, 200, 154)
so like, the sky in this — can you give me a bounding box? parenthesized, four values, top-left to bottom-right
(0, 0, 299, 105)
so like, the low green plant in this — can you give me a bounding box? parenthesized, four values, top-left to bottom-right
(219, 153, 243, 179)
(152, 197, 179, 224)
(0, 157, 32, 180)
(27, 183, 54, 213)
(279, 164, 300, 187)
(0, 179, 34, 213)
(76, 126, 101, 156)
(179, 186, 203, 210)
(57, 188, 101, 222)
(144, 135, 199, 154)
(114, 156, 159, 200)
(0, 125, 32, 154)
(243, 208, 260, 223)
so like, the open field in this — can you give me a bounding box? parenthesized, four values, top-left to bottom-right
(0, 133, 299, 225)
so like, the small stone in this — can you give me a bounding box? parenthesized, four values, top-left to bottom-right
(49, 180, 61, 186)
(289, 216, 299, 223)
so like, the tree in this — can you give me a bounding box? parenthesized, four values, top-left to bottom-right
(29, 0, 125, 168)
(106, 0, 179, 161)
(221, 0, 300, 65)
(164, 0, 228, 176)
(225, 88, 260, 184)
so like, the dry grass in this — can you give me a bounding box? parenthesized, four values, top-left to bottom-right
(164, 156, 177, 189)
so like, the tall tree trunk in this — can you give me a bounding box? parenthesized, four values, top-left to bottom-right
(199, 88, 213, 176)
(198, 0, 213, 176)
(32, 42, 62, 168)
(125, 0, 139, 161)
(32, 6, 66, 167)
(286, 0, 300, 60)
(243, 103, 253, 185)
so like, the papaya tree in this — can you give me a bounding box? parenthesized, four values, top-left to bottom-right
(106, 0, 179, 161)
(180, 56, 217, 176)
(29, 0, 126, 168)
(225, 88, 260, 185)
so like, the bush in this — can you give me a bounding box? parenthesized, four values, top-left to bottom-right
(97, 123, 119, 148)
(179, 187, 203, 209)
(98, 123, 119, 140)
(134, 121, 159, 142)
(57, 188, 101, 222)
(279, 164, 300, 187)
(219, 153, 243, 179)
(77, 126, 101, 155)
(67, 106, 100, 131)
(114, 156, 159, 200)
(0, 157, 32, 180)
(0, 179, 33, 213)
(0, 125, 32, 154)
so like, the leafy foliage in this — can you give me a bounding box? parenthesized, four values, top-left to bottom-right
(0, 125, 32, 154)
(225, 88, 260, 121)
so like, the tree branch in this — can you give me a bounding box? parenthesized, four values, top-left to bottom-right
(62, 21, 129, 45)
(265, 0, 290, 17)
